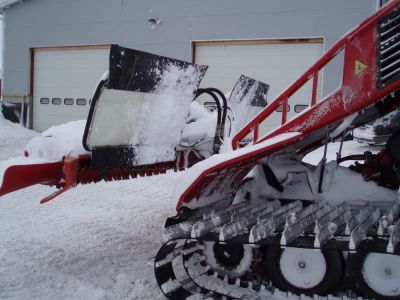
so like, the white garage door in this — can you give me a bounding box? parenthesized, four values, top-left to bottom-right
(194, 39, 324, 135)
(33, 46, 110, 132)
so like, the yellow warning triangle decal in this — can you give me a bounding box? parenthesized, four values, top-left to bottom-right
(355, 60, 368, 74)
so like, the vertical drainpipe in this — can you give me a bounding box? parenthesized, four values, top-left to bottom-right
(0, 12, 3, 104)
(28, 48, 33, 129)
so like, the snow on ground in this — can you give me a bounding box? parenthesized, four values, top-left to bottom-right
(0, 173, 181, 300)
(0, 119, 381, 299)
(0, 119, 183, 299)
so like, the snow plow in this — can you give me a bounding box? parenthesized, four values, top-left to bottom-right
(0, 45, 269, 203)
(154, 2, 400, 300)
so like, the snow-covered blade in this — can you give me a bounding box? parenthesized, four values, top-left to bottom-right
(84, 45, 208, 168)
(227, 75, 269, 137)
(229, 75, 269, 108)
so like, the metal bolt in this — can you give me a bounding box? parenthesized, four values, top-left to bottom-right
(298, 261, 306, 269)
(384, 267, 392, 276)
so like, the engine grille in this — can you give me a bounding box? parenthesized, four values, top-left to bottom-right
(377, 7, 400, 88)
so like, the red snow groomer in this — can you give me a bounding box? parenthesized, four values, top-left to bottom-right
(0, 46, 269, 203)
(154, 2, 400, 300)
(1, 1, 400, 299)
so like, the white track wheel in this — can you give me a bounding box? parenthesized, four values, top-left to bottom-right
(349, 241, 400, 300)
(203, 241, 254, 279)
(280, 248, 326, 288)
(362, 253, 400, 297)
(266, 245, 343, 295)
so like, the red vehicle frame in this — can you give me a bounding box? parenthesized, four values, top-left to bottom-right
(176, 1, 400, 211)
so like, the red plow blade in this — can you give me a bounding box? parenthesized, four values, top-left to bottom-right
(0, 161, 63, 197)
(0, 153, 180, 203)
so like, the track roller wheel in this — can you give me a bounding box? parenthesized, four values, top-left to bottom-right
(203, 241, 256, 280)
(266, 245, 343, 296)
(349, 241, 400, 299)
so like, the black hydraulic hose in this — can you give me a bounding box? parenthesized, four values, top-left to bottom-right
(337, 154, 366, 164)
(318, 131, 329, 193)
(194, 88, 222, 125)
(193, 87, 227, 154)
(206, 87, 228, 127)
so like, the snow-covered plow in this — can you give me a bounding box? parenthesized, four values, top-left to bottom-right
(155, 2, 400, 299)
(0, 45, 269, 203)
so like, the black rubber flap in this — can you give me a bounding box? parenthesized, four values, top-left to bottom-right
(91, 146, 135, 170)
(108, 44, 208, 93)
(229, 75, 269, 107)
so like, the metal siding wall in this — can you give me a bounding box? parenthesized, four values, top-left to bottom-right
(3, 0, 374, 96)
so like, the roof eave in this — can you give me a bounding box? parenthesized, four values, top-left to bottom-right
(0, 0, 24, 12)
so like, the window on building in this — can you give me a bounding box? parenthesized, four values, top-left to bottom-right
(294, 104, 308, 113)
(77, 98, 87, 106)
(64, 98, 74, 105)
(276, 104, 290, 112)
(52, 98, 61, 105)
(40, 97, 50, 104)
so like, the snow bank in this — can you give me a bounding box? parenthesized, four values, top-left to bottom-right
(25, 120, 89, 161)
(0, 120, 88, 187)
(0, 108, 38, 160)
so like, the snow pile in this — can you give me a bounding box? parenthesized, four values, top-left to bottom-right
(25, 120, 89, 161)
(0, 120, 88, 187)
(0, 108, 38, 160)
(130, 63, 206, 165)
(320, 162, 398, 204)
(0, 111, 41, 186)
(248, 140, 397, 205)
(180, 102, 217, 146)
(256, 157, 398, 205)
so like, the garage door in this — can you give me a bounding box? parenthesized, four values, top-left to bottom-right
(33, 46, 110, 132)
(193, 38, 324, 135)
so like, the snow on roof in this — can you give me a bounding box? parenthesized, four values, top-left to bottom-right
(0, 0, 24, 11)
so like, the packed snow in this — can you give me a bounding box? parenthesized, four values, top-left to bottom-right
(0, 114, 390, 299)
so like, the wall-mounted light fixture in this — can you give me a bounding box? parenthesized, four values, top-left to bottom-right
(147, 18, 162, 30)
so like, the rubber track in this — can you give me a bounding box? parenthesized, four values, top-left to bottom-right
(154, 237, 374, 300)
